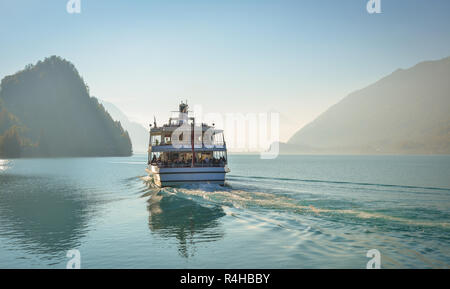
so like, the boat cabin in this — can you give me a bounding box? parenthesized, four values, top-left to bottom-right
(148, 102, 227, 168)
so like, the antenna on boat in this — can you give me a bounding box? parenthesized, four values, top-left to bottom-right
(179, 101, 189, 113)
(153, 116, 157, 128)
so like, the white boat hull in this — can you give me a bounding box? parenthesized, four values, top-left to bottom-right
(146, 165, 230, 187)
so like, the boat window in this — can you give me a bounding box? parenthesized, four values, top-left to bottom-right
(214, 132, 224, 145)
(151, 134, 161, 146)
(150, 150, 227, 168)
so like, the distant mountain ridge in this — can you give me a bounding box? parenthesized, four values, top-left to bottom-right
(0, 56, 132, 158)
(99, 100, 149, 153)
(283, 56, 450, 154)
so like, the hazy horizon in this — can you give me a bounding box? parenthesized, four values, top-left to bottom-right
(1, 0, 450, 142)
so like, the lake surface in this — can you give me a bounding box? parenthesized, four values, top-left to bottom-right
(0, 155, 449, 268)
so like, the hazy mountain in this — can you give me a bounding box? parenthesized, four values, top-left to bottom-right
(285, 56, 450, 154)
(0, 56, 132, 158)
(99, 100, 149, 153)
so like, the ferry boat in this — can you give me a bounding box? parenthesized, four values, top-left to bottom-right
(146, 101, 230, 187)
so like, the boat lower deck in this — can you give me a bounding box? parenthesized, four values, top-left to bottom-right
(146, 165, 230, 187)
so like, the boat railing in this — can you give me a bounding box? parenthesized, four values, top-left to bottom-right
(150, 141, 225, 147)
(150, 162, 226, 168)
(151, 141, 225, 148)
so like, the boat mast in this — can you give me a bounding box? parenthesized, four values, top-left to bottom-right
(179, 101, 196, 167)
(191, 120, 195, 167)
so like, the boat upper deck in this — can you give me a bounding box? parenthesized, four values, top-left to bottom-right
(148, 101, 228, 169)
(149, 102, 226, 152)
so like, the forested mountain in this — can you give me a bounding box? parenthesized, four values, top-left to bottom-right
(284, 56, 450, 154)
(0, 100, 24, 158)
(0, 56, 132, 158)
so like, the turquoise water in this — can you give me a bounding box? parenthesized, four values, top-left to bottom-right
(0, 155, 449, 268)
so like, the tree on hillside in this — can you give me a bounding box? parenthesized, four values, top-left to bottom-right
(0, 126, 22, 158)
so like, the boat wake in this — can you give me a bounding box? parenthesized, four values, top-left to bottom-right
(228, 175, 450, 193)
(135, 170, 450, 268)
(138, 175, 450, 230)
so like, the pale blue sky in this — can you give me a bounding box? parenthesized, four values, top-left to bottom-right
(1, 0, 450, 141)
